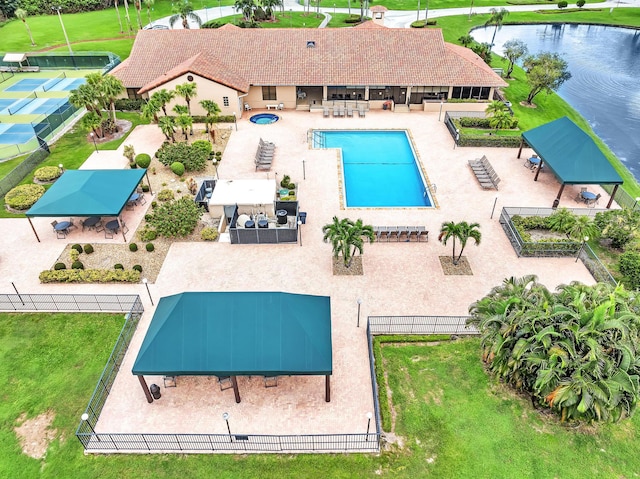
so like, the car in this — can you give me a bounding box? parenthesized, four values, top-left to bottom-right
(143, 24, 169, 30)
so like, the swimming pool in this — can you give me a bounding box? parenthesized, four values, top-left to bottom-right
(250, 113, 279, 125)
(314, 130, 433, 208)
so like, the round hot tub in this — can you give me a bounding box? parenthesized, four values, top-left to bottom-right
(250, 113, 280, 125)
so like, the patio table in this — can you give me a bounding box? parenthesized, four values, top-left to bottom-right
(105, 219, 120, 234)
(581, 191, 596, 202)
(82, 216, 101, 230)
(54, 221, 71, 231)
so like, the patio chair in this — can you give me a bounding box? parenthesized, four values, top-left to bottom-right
(576, 187, 587, 203)
(51, 220, 66, 239)
(587, 193, 601, 208)
(264, 376, 278, 388)
(323, 107, 329, 118)
(163, 376, 177, 388)
(68, 219, 77, 230)
(218, 376, 233, 391)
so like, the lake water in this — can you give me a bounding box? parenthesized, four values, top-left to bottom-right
(472, 24, 640, 180)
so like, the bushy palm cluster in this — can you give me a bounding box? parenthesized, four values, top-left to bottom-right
(469, 276, 640, 423)
(322, 217, 374, 268)
(69, 73, 124, 138)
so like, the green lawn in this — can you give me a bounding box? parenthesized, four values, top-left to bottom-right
(379, 339, 640, 478)
(313, 0, 600, 12)
(0, 111, 150, 219)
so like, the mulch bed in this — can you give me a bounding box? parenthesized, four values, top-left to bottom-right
(439, 256, 473, 275)
(332, 256, 363, 276)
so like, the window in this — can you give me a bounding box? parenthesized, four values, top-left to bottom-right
(223, 96, 229, 107)
(409, 86, 449, 104)
(451, 86, 490, 100)
(126, 88, 142, 100)
(262, 86, 276, 101)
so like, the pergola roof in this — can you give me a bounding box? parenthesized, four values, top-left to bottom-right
(132, 292, 333, 377)
(522, 117, 623, 185)
(3, 53, 26, 63)
(26, 169, 146, 217)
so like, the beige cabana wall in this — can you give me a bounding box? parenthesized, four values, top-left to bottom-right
(147, 73, 241, 117)
(244, 86, 296, 110)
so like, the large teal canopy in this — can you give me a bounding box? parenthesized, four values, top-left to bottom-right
(132, 292, 333, 377)
(26, 169, 146, 217)
(522, 117, 623, 185)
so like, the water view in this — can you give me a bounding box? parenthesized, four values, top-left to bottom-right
(472, 24, 640, 181)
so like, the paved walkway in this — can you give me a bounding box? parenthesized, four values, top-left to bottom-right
(148, 0, 640, 29)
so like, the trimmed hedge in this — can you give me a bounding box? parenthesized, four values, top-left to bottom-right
(114, 98, 145, 111)
(5, 184, 45, 210)
(34, 166, 62, 182)
(40, 269, 141, 283)
(135, 153, 151, 169)
(171, 162, 185, 176)
(20, 0, 109, 15)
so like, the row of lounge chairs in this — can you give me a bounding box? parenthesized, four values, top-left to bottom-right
(255, 138, 274, 171)
(323, 105, 366, 118)
(373, 226, 428, 242)
(468, 155, 500, 190)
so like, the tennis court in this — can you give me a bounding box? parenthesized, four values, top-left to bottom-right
(0, 124, 36, 144)
(5, 78, 49, 92)
(12, 98, 70, 115)
(47, 77, 85, 91)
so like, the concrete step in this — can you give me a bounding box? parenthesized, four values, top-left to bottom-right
(394, 104, 410, 113)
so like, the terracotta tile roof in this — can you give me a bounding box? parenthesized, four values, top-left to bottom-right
(354, 20, 387, 29)
(113, 28, 507, 92)
(369, 5, 388, 12)
(445, 43, 506, 86)
(138, 52, 250, 94)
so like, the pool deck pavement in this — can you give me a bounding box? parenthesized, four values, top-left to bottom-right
(0, 110, 606, 446)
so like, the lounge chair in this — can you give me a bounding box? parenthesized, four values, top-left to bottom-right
(358, 106, 366, 118)
(323, 107, 329, 118)
(333, 106, 339, 117)
(346, 106, 354, 117)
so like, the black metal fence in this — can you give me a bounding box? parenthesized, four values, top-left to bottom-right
(76, 304, 144, 450)
(32, 100, 81, 142)
(76, 431, 380, 453)
(368, 315, 477, 335)
(499, 206, 616, 284)
(0, 147, 49, 197)
(0, 52, 121, 72)
(229, 201, 300, 245)
(0, 293, 144, 312)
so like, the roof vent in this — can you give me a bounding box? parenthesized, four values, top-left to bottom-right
(306, 41, 316, 48)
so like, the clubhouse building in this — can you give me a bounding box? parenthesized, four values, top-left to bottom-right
(112, 23, 507, 117)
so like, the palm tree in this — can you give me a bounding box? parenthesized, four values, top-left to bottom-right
(123, 144, 136, 162)
(69, 83, 102, 116)
(485, 100, 506, 118)
(144, 0, 154, 26)
(151, 89, 176, 116)
(175, 114, 193, 140)
(123, 0, 134, 33)
(114, 0, 124, 33)
(547, 208, 576, 237)
(458, 34, 474, 47)
(158, 115, 176, 142)
(170, 0, 202, 29)
(567, 215, 600, 243)
(485, 7, 509, 52)
(100, 74, 125, 123)
(173, 104, 188, 116)
(15, 8, 35, 46)
(322, 217, 375, 268)
(82, 111, 104, 138)
(142, 98, 162, 123)
(439, 221, 481, 265)
(199, 99, 220, 132)
(489, 110, 513, 130)
(134, 0, 143, 29)
(234, 0, 256, 21)
(261, 0, 281, 20)
(175, 82, 197, 115)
